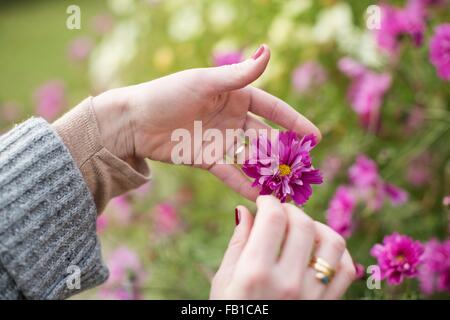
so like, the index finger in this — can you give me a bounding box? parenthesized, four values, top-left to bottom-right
(240, 195, 288, 264)
(248, 86, 322, 141)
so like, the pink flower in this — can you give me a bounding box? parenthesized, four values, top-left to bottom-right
(417, 0, 448, 6)
(152, 203, 181, 236)
(348, 155, 408, 211)
(383, 183, 409, 206)
(348, 155, 379, 188)
(130, 182, 152, 199)
(292, 61, 327, 94)
(354, 263, 366, 280)
(99, 288, 142, 300)
(444, 195, 450, 207)
(326, 186, 356, 238)
(376, 4, 403, 53)
(371, 233, 424, 285)
(213, 51, 243, 66)
(338, 57, 366, 78)
(320, 154, 342, 183)
(96, 215, 108, 234)
(400, 0, 427, 46)
(429, 24, 450, 81)
(68, 37, 93, 62)
(109, 196, 133, 225)
(242, 131, 323, 205)
(100, 246, 146, 300)
(33, 80, 66, 121)
(338, 58, 391, 130)
(418, 239, 450, 295)
(376, 1, 427, 54)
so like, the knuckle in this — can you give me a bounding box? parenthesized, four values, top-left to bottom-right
(319, 223, 346, 252)
(228, 63, 247, 83)
(257, 195, 277, 205)
(280, 283, 300, 299)
(296, 215, 315, 235)
(265, 209, 286, 225)
(330, 233, 346, 253)
(244, 267, 270, 286)
(282, 204, 315, 234)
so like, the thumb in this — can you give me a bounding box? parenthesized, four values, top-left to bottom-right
(204, 44, 270, 93)
(218, 206, 254, 276)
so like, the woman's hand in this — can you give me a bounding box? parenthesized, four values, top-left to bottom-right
(210, 196, 356, 300)
(92, 45, 320, 201)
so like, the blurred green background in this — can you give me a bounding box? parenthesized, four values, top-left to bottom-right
(1, 0, 449, 299)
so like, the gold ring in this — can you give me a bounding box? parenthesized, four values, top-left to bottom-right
(309, 257, 335, 285)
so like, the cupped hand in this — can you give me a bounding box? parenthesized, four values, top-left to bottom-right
(210, 196, 356, 300)
(92, 45, 320, 201)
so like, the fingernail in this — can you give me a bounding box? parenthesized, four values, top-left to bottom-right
(235, 208, 240, 225)
(251, 45, 265, 60)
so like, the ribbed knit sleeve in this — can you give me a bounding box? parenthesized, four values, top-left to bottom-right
(0, 118, 109, 299)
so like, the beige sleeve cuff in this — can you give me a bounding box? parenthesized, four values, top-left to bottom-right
(52, 97, 151, 213)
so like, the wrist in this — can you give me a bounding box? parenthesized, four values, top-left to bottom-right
(92, 88, 137, 162)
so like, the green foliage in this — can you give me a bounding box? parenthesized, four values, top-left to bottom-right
(1, 0, 448, 299)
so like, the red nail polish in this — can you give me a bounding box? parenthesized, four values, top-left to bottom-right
(235, 208, 240, 225)
(252, 45, 265, 60)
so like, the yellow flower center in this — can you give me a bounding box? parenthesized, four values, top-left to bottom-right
(396, 255, 405, 262)
(279, 164, 291, 177)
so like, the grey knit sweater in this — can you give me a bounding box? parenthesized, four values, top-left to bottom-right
(0, 118, 109, 299)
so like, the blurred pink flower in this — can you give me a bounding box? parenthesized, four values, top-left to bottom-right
(371, 233, 424, 285)
(348, 155, 408, 211)
(383, 183, 409, 206)
(107, 247, 145, 284)
(348, 155, 379, 188)
(68, 37, 93, 62)
(326, 186, 356, 238)
(338, 57, 366, 78)
(444, 195, 450, 206)
(417, 0, 448, 6)
(418, 239, 450, 295)
(33, 80, 66, 121)
(91, 13, 114, 35)
(292, 61, 327, 94)
(213, 51, 243, 66)
(376, 1, 426, 54)
(109, 196, 133, 225)
(96, 215, 108, 234)
(153, 202, 181, 236)
(406, 152, 432, 187)
(320, 154, 342, 183)
(100, 246, 146, 300)
(376, 4, 403, 53)
(338, 58, 391, 130)
(130, 182, 152, 199)
(354, 263, 365, 280)
(429, 23, 450, 81)
(99, 288, 142, 300)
